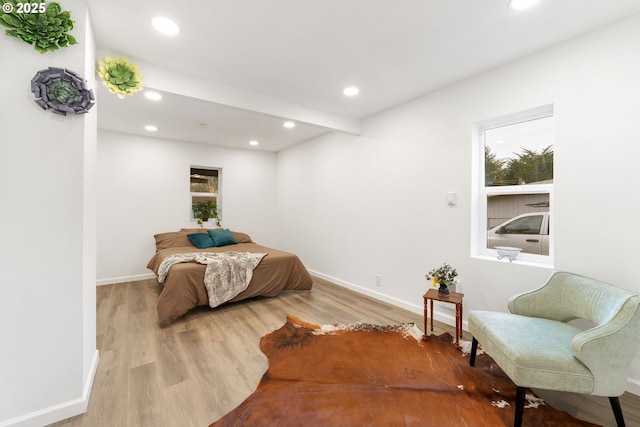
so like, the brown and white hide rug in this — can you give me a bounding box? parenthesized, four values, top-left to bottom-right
(210, 315, 599, 427)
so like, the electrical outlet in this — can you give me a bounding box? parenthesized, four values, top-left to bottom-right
(375, 275, 382, 287)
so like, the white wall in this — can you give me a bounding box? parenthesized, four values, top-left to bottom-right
(277, 14, 640, 392)
(0, 2, 98, 425)
(97, 130, 278, 283)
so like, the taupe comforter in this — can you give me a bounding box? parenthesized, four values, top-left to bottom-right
(147, 242, 313, 326)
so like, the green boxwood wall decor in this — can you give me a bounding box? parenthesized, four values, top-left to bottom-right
(0, 1, 77, 53)
(97, 56, 144, 98)
(31, 67, 95, 115)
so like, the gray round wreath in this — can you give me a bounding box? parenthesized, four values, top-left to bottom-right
(31, 67, 95, 116)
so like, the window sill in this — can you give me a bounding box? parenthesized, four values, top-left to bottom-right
(472, 253, 554, 269)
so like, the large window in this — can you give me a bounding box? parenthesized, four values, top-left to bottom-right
(472, 105, 554, 264)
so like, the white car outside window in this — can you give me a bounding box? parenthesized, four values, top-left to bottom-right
(487, 212, 550, 255)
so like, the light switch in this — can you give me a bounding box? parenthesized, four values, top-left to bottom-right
(447, 192, 457, 207)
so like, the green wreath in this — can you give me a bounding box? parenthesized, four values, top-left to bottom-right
(97, 56, 144, 98)
(0, 1, 77, 53)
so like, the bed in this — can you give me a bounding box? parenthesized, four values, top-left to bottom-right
(147, 229, 313, 326)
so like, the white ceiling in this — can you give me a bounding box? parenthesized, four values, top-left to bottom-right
(96, 86, 332, 152)
(88, 0, 640, 151)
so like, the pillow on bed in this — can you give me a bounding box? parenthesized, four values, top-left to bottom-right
(208, 228, 238, 247)
(187, 233, 215, 249)
(230, 231, 253, 243)
(180, 228, 253, 244)
(180, 228, 209, 233)
(154, 231, 194, 251)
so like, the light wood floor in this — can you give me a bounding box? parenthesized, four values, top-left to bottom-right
(49, 277, 640, 427)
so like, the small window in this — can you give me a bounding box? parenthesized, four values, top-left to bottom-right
(472, 105, 554, 264)
(190, 166, 221, 226)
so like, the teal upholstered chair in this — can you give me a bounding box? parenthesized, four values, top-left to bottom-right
(468, 271, 640, 427)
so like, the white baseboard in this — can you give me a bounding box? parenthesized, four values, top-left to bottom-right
(96, 272, 156, 286)
(626, 377, 640, 396)
(0, 350, 99, 427)
(308, 270, 463, 329)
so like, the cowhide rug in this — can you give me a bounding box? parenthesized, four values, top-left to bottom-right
(210, 315, 599, 427)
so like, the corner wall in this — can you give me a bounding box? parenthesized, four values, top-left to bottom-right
(276, 14, 640, 393)
(0, 1, 98, 425)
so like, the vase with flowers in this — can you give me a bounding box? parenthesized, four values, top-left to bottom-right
(425, 263, 458, 297)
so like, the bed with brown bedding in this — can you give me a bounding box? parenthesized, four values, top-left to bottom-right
(147, 229, 313, 326)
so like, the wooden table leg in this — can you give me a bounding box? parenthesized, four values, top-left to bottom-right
(455, 304, 461, 346)
(459, 302, 463, 345)
(429, 298, 434, 333)
(423, 298, 427, 340)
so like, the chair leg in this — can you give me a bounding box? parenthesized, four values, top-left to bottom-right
(609, 396, 626, 427)
(514, 386, 526, 427)
(470, 337, 478, 366)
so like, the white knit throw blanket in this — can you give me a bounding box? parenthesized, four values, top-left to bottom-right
(157, 252, 267, 308)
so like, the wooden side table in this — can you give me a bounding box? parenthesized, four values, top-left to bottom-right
(423, 288, 464, 346)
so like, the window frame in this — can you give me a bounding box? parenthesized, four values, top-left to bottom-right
(190, 165, 222, 225)
(471, 104, 554, 267)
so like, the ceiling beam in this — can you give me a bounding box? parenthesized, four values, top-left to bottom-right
(98, 50, 362, 136)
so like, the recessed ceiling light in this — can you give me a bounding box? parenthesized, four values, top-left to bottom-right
(343, 86, 359, 97)
(283, 121, 295, 128)
(508, 0, 540, 10)
(145, 125, 158, 132)
(249, 140, 259, 146)
(152, 16, 180, 36)
(144, 91, 162, 101)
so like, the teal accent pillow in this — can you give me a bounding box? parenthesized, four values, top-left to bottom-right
(187, 233, 215, 249)
(208, 228, 238, 247)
